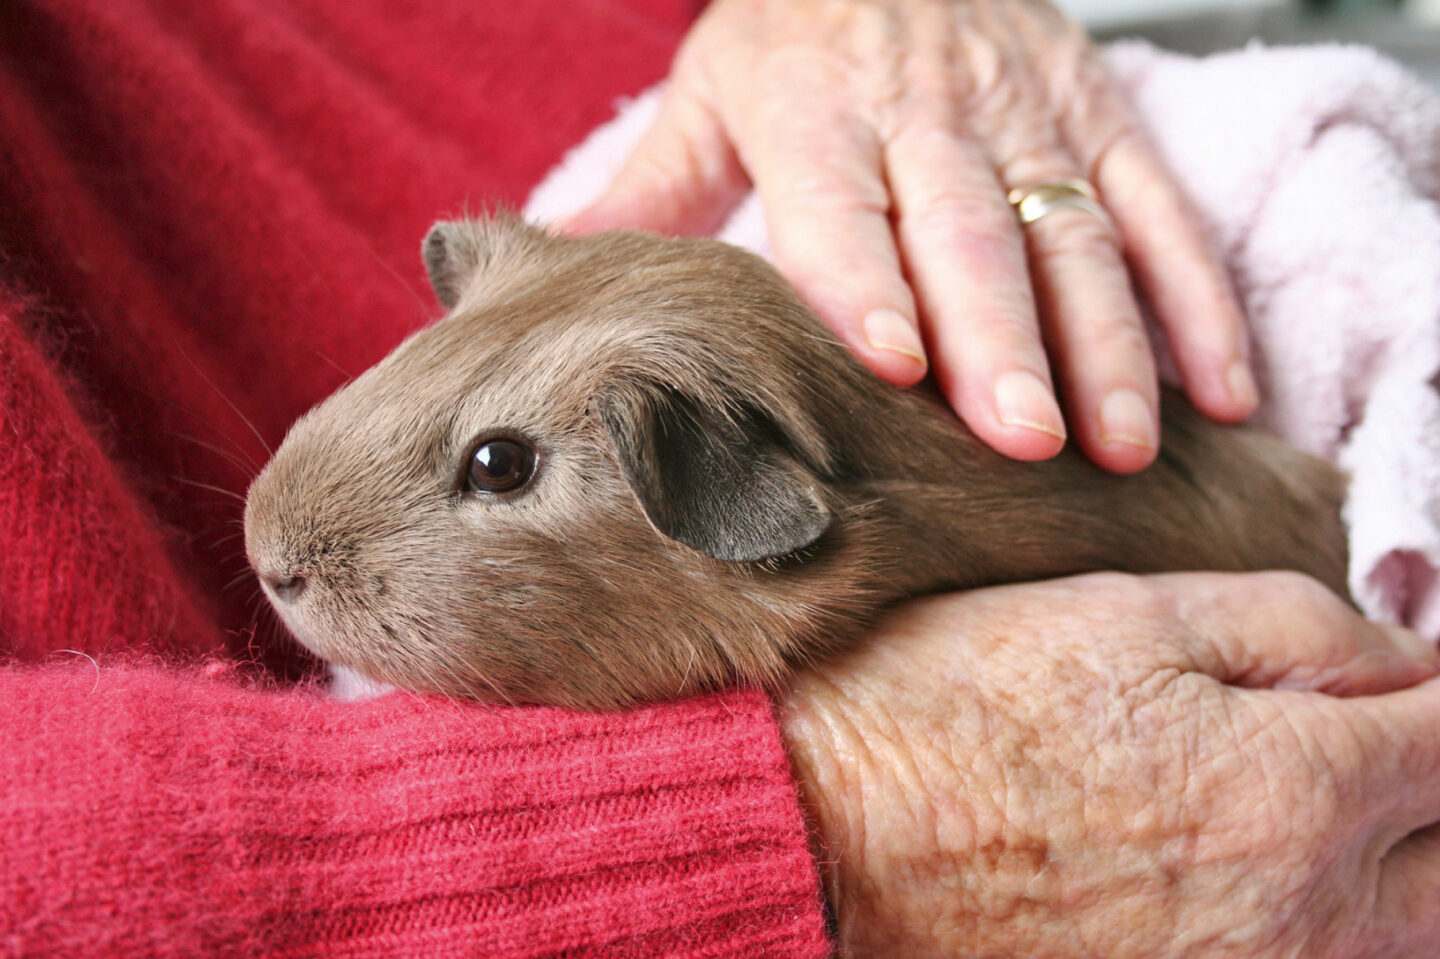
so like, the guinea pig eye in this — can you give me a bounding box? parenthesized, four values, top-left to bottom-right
(465, 437, 536, 494)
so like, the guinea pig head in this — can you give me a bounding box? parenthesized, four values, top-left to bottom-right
(243, 217, 889, 709)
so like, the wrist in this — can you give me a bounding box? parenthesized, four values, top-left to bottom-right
(777, 677, 848, 938)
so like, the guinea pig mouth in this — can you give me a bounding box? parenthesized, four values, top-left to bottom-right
(264, 600, 328, 655)
(259, 583, 413, 684)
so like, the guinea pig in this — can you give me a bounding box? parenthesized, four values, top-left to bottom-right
(243, 215, 1349, 710)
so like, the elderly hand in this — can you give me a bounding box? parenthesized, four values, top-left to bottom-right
(566, 0, 1257, 474)
(781, 573, 1440, 957)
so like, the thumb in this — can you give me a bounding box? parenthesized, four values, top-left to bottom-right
(561, 85, 750, 239)
(1158, 571, 1439, 696)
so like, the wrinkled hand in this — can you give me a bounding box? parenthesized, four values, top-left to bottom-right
(567, 0, 1256, 474)
(781, 573, 1440, 957)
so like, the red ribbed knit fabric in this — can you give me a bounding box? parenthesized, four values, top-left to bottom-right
(0, 1, 830, 955)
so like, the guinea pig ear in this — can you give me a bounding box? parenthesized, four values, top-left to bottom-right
(422, 220, 483, 309)
(423, 215, 554, 309)
(596, 388, 833, 563)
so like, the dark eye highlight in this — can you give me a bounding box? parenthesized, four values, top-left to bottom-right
(465, 437, 537, 494)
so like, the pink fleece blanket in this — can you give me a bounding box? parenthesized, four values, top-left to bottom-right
(527, 41, 1440, 642)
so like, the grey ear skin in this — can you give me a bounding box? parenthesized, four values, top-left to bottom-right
(422, 221, 477, 309)
(597, 389, 833, 563)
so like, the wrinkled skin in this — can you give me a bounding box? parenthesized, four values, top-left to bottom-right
(568, 0, 1255, 474)
(781, 572, 1440, 957)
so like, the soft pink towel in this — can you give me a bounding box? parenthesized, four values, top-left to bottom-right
(527, 42, 1440, 641)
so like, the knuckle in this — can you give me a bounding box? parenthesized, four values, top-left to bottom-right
(669, 31, 712, 81)
(1063, 58, 1128, 129)
(1031, 216, 1123, 264)
(895, 55, 956, 106)
(620, 150, 691, 200)
(1086, 118, 1148, 183)
(977, 307, 1044, 352)
(905, 189, 1016, 243)
(771, 173, 890, 220)
(945, 308, 1043, 366)
(995, 149, 1068, 197)
(1074, 570, 1169, 618)
(769, 229, 875, 284)
(753, 42, 846, 86)
(954, 32, 1011, 109)
(1254, 570, 1340, 615)
(1078, 313, 1152, 363)
(909, 222, 1024, 298)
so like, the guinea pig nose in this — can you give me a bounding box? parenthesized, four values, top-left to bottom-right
(265, 573, 308, 603)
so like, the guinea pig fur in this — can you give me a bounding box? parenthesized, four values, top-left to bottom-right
(243, 215, 1349, 710)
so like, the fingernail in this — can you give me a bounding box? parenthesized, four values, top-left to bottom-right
(1227, 360, 1259, 412)
(994, 371, 1066, 440)
(1100, 389, 1157, 450)
(862, 308, 927, 365)
(1382, 624, 1440, 667)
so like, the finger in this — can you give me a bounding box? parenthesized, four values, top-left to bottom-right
(1344, 676, 1440, 831)
(1153, 571, 1439, 695)
(1065, 81, 1258, 424)
(1001, 147, 1160, 474)
(561, 81, 750, 239)
(886, 115, 1067, 461)
(1378, 822, 1440, 951)
(738, 80, 928, 388)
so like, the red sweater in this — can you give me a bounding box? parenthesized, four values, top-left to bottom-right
(0, 0, 830, 955)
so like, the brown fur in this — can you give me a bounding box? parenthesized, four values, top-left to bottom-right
(243, 216, 1349, 710)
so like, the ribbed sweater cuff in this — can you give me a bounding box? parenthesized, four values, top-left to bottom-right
(1, 663, 830, 958)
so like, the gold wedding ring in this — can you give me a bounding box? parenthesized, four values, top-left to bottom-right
(1006, 178, 1112, 227)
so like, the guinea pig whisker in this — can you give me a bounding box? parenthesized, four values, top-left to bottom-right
(224, 568, 253, 591)
(357, 230, 435, 324)
(172, 475, 249, 505)
(224, 567, 267, 595)
(165, 337, 275, 459)
(162, 429, 264, 477)
(311, 349, 357, 385)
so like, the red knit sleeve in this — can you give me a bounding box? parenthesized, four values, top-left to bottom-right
(0, 664, 829, 957)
